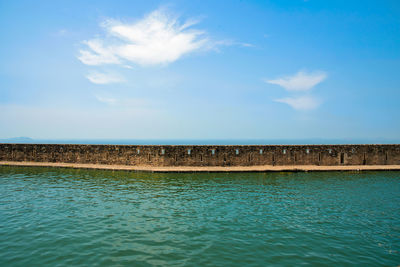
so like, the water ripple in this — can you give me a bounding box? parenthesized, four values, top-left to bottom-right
(0, 167, 399, 266)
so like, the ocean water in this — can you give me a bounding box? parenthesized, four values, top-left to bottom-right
(0, 167, 399, 266)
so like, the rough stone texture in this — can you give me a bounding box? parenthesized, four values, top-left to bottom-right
(0, 144, 399, 167)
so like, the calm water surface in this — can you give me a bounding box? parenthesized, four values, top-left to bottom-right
(0, 166, 399, 266)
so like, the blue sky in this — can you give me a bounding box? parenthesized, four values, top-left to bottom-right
(1, 0, 399, 141)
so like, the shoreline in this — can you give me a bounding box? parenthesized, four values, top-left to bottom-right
(1, 161, 400, 173)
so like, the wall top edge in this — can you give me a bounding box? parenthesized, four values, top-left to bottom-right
(1, 143, 400, 147)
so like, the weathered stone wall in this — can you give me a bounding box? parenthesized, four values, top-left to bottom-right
(0, 144, 399, 166)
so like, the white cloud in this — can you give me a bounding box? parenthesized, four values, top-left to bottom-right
(86, 72, 125, 84)
(266, 70, 327, 91)
(275, 96, 321, 110)
(79, 40, 121, 66)
(78, 8, 212, 66)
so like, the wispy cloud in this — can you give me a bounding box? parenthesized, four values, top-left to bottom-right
(79, 40, 121, 66)
(95, 95, 153, 108)
(266, 70, 327, 91)
(86, 72, 125, 84)
(87, 71, 125, 84)
(95, 95, 118, 105)
(78, 8, 214, 67)
(275, 96, 321, 110)
(241, 43, 255, 47)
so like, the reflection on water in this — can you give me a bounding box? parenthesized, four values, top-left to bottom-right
(0, 166, 399, 266)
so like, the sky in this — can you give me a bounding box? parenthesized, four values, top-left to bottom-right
(1, 0, 400, 141)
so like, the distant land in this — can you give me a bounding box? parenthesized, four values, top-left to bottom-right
(0, 137, 35, 143)
(0, 137, 399, 145)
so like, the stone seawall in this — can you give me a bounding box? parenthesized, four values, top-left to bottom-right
(1, 144, 400, 167)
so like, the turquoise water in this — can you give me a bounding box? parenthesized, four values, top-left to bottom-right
(0, 167, 399, 266)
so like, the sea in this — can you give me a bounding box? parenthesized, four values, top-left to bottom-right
(0, 166, 399, 266)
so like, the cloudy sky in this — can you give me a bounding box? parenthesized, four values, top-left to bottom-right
(1, 0, 399, 141)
